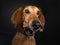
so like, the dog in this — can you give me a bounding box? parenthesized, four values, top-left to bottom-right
(11, 5, 45, 45)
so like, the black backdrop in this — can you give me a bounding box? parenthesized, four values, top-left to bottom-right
(0, 0, 59, 45)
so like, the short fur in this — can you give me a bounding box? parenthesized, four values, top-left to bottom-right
(11, 5, 45, 45)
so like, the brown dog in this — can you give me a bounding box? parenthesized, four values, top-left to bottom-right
(11, 5, 45, 45)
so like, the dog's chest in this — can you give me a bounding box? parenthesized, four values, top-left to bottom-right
(23, 37, 36, 45)
(12, 32, 36, 45)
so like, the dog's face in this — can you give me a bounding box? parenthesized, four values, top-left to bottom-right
(11, 5, 45, 36)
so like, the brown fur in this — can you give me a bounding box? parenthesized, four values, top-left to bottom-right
(11, 5, 45, 45)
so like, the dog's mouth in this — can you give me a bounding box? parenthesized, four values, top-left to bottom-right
(24, 27, 34, 36)
(23, 27, 41, 36)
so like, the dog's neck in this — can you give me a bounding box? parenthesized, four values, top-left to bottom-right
(17, 31, 34, 39)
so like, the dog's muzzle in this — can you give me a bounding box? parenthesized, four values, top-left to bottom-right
(23, 20, 42, 36)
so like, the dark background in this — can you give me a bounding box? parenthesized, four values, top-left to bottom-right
(0, 0, 59, 45)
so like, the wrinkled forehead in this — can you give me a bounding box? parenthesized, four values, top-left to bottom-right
(23, 6, 40, 13)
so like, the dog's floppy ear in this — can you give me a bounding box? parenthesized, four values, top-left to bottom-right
(11, 7, 23, 27)
(39, 8, 45, 32)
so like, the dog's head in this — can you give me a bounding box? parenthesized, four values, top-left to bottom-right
(11, 5, 45, 36)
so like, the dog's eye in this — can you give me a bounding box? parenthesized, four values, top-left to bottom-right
(37, 11, 40, 15)
(25, 9, 30, 14)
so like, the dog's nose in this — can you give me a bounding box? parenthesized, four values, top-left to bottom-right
(32, 20, 41, 30)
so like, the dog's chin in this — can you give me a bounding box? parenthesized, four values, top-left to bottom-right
(24, 30, 34, 36)
(24, 27, 34, 36)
